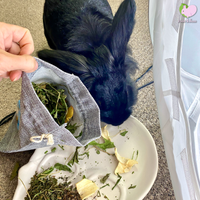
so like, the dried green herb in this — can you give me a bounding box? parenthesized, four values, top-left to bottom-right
(44, 150, 48, 154)
(100, 173, 110, 184)
(24, 170, 81, 200)
(100, 183, 110, 189)
(112, 173, 122, 190)
(104, 194, 110, 200)
(89, 138, 115, 151)
(66, 123, 80, 134)
(39, 166, 54, 177)
(58, 144, 64, 150)
(79, 151, 89, 158)
(54, 163, 72, 173)
(135, 150, 139, 160)
(120, 130, 128, 136)
(96, 149, 100, 154)
(32, 82, 68, 125)
(32, 82, 80, 135)
(75, 131, 82, 139)
(97, 190, 101, 197)
(68, 147, 80, 167)
(10, 162, 20, 180)
(128, 184, 136, 189)
(51, 147, 56, 152)
(82, 175, 86, 179)
(132, 150, 139, 160)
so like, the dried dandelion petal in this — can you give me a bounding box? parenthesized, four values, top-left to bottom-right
(114, 148, 138, 175)
(101, 125, 111, 141)
(65, 106, 74, 123)
(76, 178, 99, 200)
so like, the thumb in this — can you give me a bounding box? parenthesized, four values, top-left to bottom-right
(16, 54, 38, 73)
(0, 50, 38, 73)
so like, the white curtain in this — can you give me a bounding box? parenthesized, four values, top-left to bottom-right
(149, 0, 200, 199)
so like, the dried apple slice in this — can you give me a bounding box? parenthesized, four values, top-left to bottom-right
(76, 178, 99, 200)
(101, 125, 111, 141)
(114, 148, 138, 174)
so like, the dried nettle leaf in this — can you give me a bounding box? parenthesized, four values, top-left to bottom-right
(68, 147, 80, 167)
(100, 173, 110, 184)
(120, 130, 128, 136)
(88, 138, 115, 151)
(54, 163, 72, 173)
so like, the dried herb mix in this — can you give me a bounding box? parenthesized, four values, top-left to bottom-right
(24, 170, 81, 200)
(32, 82, 79, 134)
(32, 82, 68, 125)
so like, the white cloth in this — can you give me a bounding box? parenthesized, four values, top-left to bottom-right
(149, 0, 200, 199)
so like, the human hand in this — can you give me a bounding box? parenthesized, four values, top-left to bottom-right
(0, 22, 38, 81)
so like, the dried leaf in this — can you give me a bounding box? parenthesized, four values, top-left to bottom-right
(10, 162, 20, 180)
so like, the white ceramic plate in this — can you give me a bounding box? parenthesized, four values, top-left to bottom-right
(13, 116, 158, 200)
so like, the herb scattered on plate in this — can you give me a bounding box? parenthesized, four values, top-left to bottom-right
(112, 173, 122, 190)
(128, 184, 137, 189)
(54, 163, 72, 173)
(58, 144, 64, 150)
(68, 147, 80, 167)
(100, 183, 110, 189)
(88, 138, 115, 151)
(120, 130, 128, 136)
(44, 150, 48, 154)
(100, 173, 110, 184)
(51, 147, 56, 152)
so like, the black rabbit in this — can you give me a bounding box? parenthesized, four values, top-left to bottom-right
(38, 0, 138, 126)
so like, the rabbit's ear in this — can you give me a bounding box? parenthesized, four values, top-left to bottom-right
(38, 49, 94, 90)
(108, 0, 136, 60)
(38, 49, 88, 74)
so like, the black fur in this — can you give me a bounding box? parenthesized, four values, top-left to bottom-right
(38, 0, 138, 126)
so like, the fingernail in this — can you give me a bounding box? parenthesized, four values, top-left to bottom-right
(12, 77, 20, 82)
(12, 74, 21, 82)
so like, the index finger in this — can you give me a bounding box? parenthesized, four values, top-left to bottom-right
(5, 23, 34, 55)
